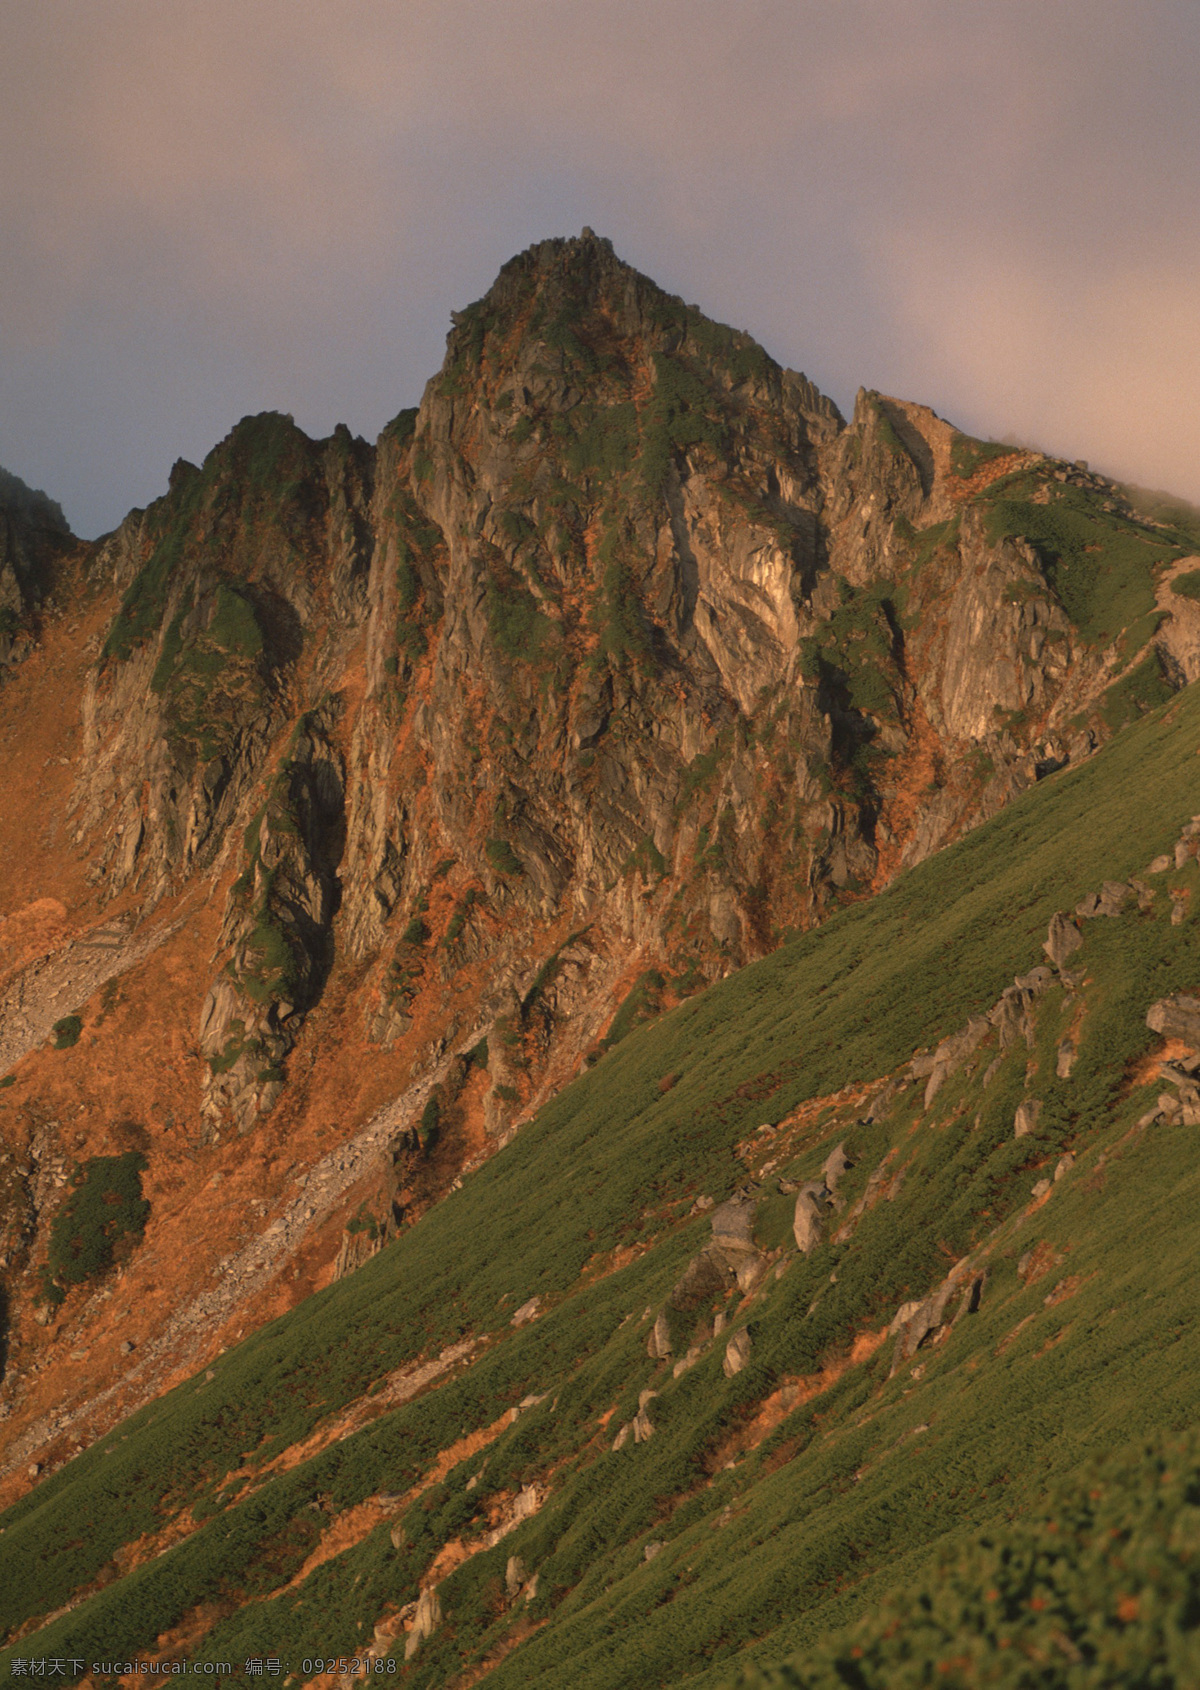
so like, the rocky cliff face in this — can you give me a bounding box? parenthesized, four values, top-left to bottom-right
(2, 232, 1199, 1478)
(0, 468, 77, 670)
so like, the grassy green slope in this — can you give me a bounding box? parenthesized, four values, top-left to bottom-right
(3, 685, 1200, 1685)
(727, 1430, 1200, 1687)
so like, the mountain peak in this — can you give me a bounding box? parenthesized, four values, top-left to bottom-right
(447, 227, 668, 353)
(430, 231, 843, 467)
(5, 241, 1200, 1688)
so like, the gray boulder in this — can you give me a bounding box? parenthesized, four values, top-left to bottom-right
(1056, 1040, 1076, 1079)
(1014, 1099, 1042, 1138)
(952, 1271, 987, 1325)
(890, 1265, 984, 1374)
(908, 1048, 939, 1080)
(1096, 880, 1131, 917)
(710, 1196, 756, 1256)
(1147, 994, 1200, 1048)
(1043, 911, 1083, 969)
(888, 1299, 923, 1334)
(672, 1192, 766, 1311)
(734, 1254, 768, 1294)
(833, 1154, 904, 1242)
(404, 1587, 442, 1660)
(1155, 1072, 1200, 1122)
(723, 1327, 752, 1377)
(864, 1082, 900, 1123)
(647, 1312, 673, 1359)
(632, 1391, 657, 1443)
(1159, 1061, 1199, 1096)
(793, 1185, 826, 1254)
(710, 1192, 766, 1289)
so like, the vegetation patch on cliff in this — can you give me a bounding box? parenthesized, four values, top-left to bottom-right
(949, 430, 1014, 479)
(798, 578, 904, 723)
(102, 466, 206, 662)
(40, 1153, 149, 1309)
(50, 1014, 83, 1050)
(637, 352, 726, 494)
(485, 555, 558, 666)
(981, 478, 1181, 647)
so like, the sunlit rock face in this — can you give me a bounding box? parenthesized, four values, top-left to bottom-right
(1, 231, 1191, 1474)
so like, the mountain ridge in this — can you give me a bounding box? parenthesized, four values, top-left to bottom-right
(2, 236, 1200, 1655)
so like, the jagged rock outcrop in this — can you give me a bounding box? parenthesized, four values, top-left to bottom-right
(69, 421, 372, 911)
(922, 1018, 991, 1105)
(822, 1142, 852, 1190)
(50, 233, 1195, 1140)
(1043, 912, 1083, 970)
(889, 1262, 986, 1375)
(197, 704, 346, 1135)
(332, 1224, 386, 1282)
(404, 1587, 441, 1660)
(669, 1186, 768, 1313)
(1154, 560, 1200, 685)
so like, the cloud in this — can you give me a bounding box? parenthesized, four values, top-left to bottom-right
(0, 0, 1197, 531)
(880, 232, 1200, 497)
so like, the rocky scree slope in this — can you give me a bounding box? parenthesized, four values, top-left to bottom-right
(2, 232, 1200, 1486)
(3, 667, 1200, 1686)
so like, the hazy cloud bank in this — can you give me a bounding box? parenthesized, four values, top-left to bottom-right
(1, 0, 1197, 533)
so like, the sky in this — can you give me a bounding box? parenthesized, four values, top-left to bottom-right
(2, 0, 1198, 537)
